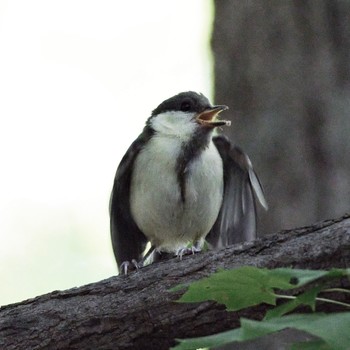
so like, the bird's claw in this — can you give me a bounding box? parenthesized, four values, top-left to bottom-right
(176, 246, 201, 260)
(119, 259, 140, 275)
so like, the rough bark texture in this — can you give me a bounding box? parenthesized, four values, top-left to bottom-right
(1, 215, 350, 350)
(212, 0, 350, 234)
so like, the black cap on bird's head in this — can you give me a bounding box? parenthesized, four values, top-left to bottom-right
(149, 91, 230, 128)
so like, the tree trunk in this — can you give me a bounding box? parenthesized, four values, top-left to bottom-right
(1, 215, 349, 350)
(212, 0, 350, 234)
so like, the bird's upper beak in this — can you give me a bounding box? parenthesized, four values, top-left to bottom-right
(196, 105, 231, 127)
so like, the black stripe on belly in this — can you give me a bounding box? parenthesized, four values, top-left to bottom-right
(175, 128, 213, 203)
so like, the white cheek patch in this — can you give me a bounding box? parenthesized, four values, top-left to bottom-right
(150, 111, 197, 140)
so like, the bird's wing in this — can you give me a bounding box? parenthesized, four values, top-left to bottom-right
(109, 131, 151, 268)
(206, 135, 268, 248)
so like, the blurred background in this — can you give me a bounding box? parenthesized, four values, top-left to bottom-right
(0, 0, 213, 306)
(213, 1, 350, 234)
(1, 0, 349, 306)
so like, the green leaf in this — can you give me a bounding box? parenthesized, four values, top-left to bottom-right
(267, 268, 328, 289)
(323, 268, 350, 279)
(264, 286, 323, 320)
(176, 266, 277, 311)
(174, 267, 350, 312)
(171, 328, 242, 350)
(291, 339, 331, 350)
(172, 268, 350, 350)
(240, 313, 350, 350)
(172, 313, 350, 350)
(170, 283, 189, 292)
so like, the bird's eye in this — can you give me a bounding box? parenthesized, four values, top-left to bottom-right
(180, 101, 192, 112)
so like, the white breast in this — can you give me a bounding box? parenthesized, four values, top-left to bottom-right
(130, 131, 224, 252)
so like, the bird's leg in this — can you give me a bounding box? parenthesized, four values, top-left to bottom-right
(175, 239, 204, 260)
(138, 245, 157, 267)
(119, 259, 140, 275)
(119, 245, 158, 275)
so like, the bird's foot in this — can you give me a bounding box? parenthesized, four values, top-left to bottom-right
(175, 246, 202, 260)
(119, 259, 140, 275)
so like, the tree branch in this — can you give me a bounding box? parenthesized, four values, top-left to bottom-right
(1, 215, 349, 350)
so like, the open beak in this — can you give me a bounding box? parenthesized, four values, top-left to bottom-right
(196, 105, 231, 127)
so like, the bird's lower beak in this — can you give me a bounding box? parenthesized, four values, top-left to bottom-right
(196, 105, 231, 127)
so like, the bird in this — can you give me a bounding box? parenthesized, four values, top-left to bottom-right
(109, 91, 267, 274)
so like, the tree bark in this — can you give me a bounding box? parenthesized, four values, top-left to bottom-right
(1, 215, 350, 350)
(212, 0, 350, 234)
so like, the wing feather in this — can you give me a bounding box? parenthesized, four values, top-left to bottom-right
(109, 129, 153, 268)
(206, 135, 267, 248)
